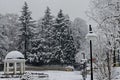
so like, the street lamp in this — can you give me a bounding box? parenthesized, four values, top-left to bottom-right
(86, 25, 97, 80)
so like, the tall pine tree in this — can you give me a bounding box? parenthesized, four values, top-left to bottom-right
(41, 7, 54, 52)
(19, 2, 35, 59)
(31, 7, 54, 64)
(52, 10, 77, 65)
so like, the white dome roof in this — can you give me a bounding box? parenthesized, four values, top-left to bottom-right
(5, 51, 24, 59)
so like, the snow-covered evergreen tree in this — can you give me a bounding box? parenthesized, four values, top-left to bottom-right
(52, 10, 77, 65)
(19, 2, 35, 59)
(31, 7, 54, 64)
(40, 7, 54, 53)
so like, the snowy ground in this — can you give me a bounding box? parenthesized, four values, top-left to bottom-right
(1, 68, 120, 80)
(33, 71, 90, 80)
(0, 70, 90, 80)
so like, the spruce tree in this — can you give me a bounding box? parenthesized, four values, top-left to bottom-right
(41, 7, 54, 63)
(63, 32, 77, 65)
(51, 10, 64, 64)
(19, 2, 35, 59)
(53, 10, 77, 65)
(31, 7, 54, 64)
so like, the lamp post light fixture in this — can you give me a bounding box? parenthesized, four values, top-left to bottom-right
(86, 25, 97, 80)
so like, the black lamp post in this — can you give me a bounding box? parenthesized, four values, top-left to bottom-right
(86, 25, 97, 80)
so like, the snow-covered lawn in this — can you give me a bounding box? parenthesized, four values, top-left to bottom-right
(32, 71, 88, 80)
(0, 70, 90, 80)
(1, 68, 120, 80)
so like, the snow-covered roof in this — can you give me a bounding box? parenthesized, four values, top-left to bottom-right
(5, 51, 24, 59)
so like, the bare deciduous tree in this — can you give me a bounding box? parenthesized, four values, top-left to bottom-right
(87, 0, 120, 80)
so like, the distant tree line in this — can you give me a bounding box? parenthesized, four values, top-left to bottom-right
(0, 2, 88, 66)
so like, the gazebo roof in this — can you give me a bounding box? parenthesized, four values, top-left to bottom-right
(5, 51, 24, 59)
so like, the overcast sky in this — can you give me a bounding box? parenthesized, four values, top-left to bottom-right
(0, 0, 90, 22)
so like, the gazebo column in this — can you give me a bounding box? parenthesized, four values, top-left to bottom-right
(14, 62, 17, 74)
(4, 62, 6, 74)
(6, 62, 9, 74)
(23, 62, 25, 73)
(20, 62, 23, 74)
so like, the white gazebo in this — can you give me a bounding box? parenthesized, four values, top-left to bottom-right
(3, 51, 25, 74)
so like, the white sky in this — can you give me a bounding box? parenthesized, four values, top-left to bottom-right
(0, 0, 90, 22)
